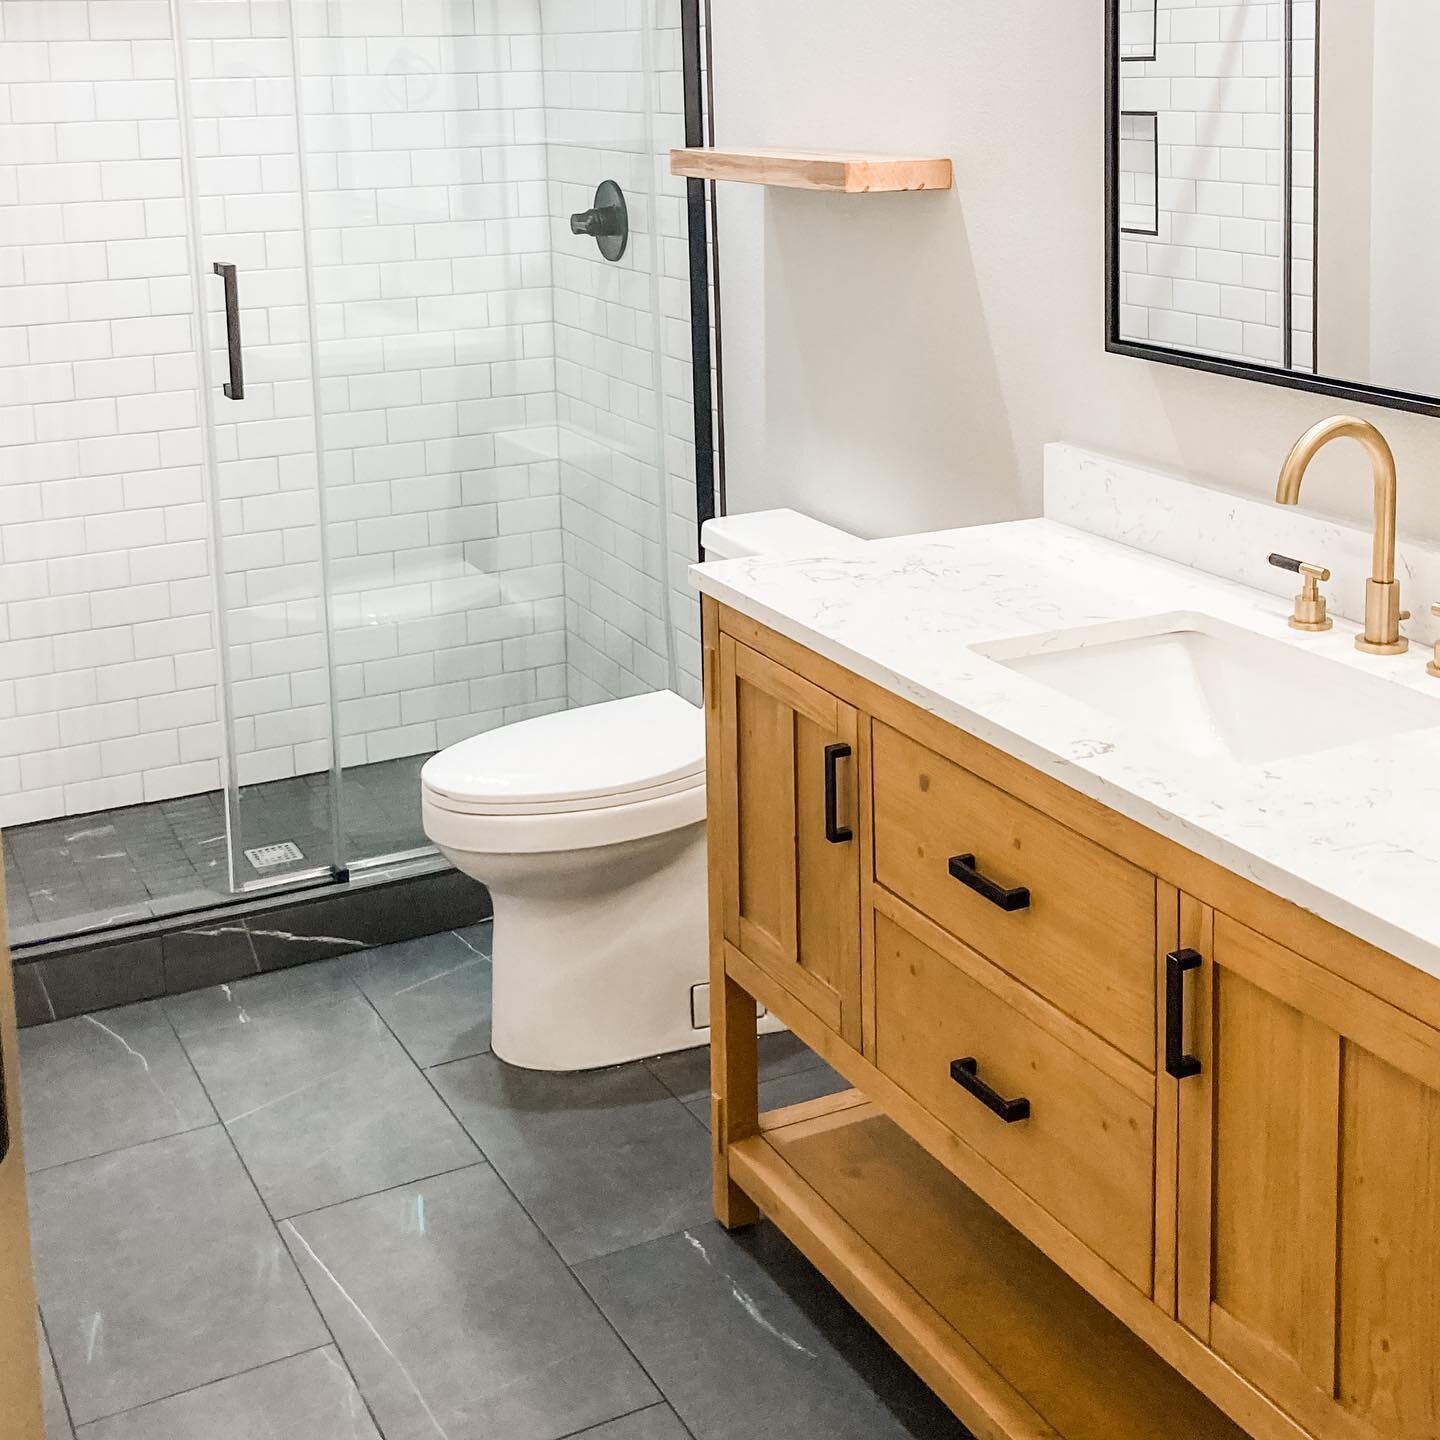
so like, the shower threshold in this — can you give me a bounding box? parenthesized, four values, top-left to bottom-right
(5, 758, 491, 1028)
(4, 756, 431, 950)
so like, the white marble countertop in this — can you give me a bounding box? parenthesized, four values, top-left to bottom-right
(692, 518, 1440, 983)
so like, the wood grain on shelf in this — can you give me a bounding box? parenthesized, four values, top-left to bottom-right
(734, 1099, 1248, 1440)
(670, 147, 952, 193)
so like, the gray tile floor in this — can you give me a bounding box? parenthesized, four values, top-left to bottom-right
(5, 756, 430, 948)
(20, 926, 974, 1440)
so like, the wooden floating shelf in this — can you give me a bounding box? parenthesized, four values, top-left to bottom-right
(670, 146, 952, 193)
(736, 1093, 1246, 1440)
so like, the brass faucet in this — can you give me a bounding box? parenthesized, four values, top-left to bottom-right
(1276, 417, 1408, 655)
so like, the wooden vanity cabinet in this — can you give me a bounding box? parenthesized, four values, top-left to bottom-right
(704, 600, 1440, 1440)
(711, 632, 863, 1047)
(1170, 904, 1440, 1440)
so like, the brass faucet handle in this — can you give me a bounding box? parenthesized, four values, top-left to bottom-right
(1429, 603, 1440, 679)
(1268, 553, 1333, 632)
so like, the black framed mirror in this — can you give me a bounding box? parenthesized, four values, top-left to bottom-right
(1105, 0, 1440, 418)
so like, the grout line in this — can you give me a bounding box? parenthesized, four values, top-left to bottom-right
(373, 995, 684, 1430)
(277, 1159, 491, 1226)
(157, 1005, 374, 1428)
(552, 1399, 683, 1440)
(25, 1120, 222, 1179)
(36, 1306, 80, 1440)
(73, 1344, 335, 1432)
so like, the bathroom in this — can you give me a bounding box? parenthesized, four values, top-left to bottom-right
(4, 0, 1440, 1437)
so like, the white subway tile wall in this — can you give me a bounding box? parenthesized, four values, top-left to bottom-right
(298, 0, 569, 772)
(0, 0, 700, 832)
(1118, 0, 1316, 371)
(544, 0, 702, 710)
(0, 0, 222, 826)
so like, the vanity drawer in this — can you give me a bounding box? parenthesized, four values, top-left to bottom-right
(872, 722, 1156, 1067)
(873, 907, 1155, 1292)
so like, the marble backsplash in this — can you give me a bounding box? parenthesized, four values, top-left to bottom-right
(1045, 443, 1440, 652)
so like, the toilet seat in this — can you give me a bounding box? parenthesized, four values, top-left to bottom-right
(421, 691, 706, 854)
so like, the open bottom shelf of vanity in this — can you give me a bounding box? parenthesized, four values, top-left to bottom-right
(733, 1091, 1246, 1440)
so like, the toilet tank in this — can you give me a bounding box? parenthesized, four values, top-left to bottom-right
(700, 508, 860, 560)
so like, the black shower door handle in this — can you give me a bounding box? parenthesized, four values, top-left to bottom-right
(823, 743, 853, 844)
(213, 262, 245, 400)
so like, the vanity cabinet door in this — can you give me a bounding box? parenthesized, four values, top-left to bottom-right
(714, 635, 863, 1047)
(1174, 905, 1440, 1440)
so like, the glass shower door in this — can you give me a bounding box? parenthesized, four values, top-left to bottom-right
(176, 0, 342, 891)
(296, 0, 566, 870)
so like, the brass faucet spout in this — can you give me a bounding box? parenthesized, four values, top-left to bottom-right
(1275, 417, 1405, 654)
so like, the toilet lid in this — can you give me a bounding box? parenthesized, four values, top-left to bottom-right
(421, 691, 706, 813)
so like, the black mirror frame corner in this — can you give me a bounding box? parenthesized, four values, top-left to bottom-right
(1102, 0, 1440, 421)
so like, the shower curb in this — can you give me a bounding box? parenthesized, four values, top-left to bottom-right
(10, 863, 491, 1028)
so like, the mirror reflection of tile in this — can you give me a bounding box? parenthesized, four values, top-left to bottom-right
(1116, 0, 1317, 373)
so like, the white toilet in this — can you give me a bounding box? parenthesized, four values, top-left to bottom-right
(420, 508, 860, 1072)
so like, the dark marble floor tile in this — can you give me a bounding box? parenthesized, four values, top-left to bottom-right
(576, 1406, 691, 1440)
(454, 920, 492, 955)
(431, 1054, 712, 1264)
(348, 930, 492, 1067)
(40, 1325, 74, 1440)
(159, 923, 260, 996)
(646, 1031, 827, 1104)
(13, 962, 55, 1028)
(18, 1002, 215, 1172)
(77, 1347, 379, 1440)
(283, 1165, 658, 1440)
(163, 956, 364, 1040)
(3, 756, 470, 950)
(37, 938, 165, 1021)
(179, 987, 478, 1219)
(576, 1223, 972, 1440)
(245, 872, 487, 975)
(30, 1127, 327, 1426)
(685, 1063, 853, 1131)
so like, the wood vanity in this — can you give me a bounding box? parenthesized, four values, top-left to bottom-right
(703, 597, 1440, 1440)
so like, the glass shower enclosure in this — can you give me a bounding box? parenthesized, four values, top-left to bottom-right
(0, 0, 700, 946)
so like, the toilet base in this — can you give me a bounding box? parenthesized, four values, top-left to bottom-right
(448, 822, 737, 1072)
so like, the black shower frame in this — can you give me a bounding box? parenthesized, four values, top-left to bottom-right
(681, 0, 725, 530)
(1105, 0, 1440, 418)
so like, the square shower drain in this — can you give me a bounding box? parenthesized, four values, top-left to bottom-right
(244, 841, 305, 869)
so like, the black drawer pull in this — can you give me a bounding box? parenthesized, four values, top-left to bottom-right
(948, 853, 1030, 912)
(950, 1058, 1031, 1124)
(1165, 948, 1203, 1080)
(823, 743, 853, 844)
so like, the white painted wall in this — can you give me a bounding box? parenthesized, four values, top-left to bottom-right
(710, 0, 1440, 548)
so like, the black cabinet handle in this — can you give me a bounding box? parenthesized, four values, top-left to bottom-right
(947, 853, 1030, 912)
(950, 1058, 1031, 1124)
(823, 743, 853, 844)
(213, 261, 245, 400)
(1165, 948, 1203, 1080)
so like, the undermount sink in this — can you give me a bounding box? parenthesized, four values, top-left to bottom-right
(975, 612, 1440, 766)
